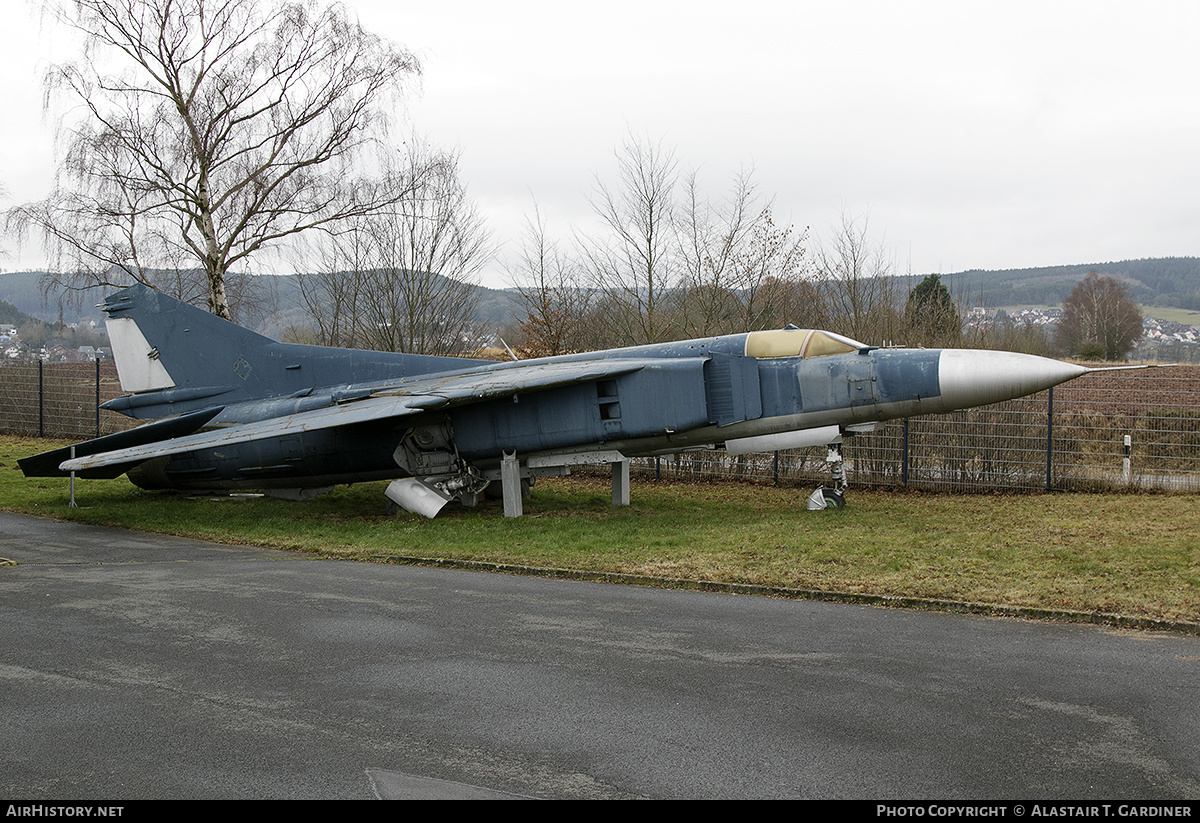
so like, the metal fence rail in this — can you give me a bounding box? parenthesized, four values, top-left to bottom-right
(4, 361, 1199, 493)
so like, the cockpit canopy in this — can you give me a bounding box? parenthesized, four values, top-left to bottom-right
(744, 329, 867, 359)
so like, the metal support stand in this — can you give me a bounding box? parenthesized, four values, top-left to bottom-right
(501, 451, 522, 518)
(611, 459, 630, 506)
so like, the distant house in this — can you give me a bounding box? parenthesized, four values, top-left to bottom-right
(45, 344, 90, 363)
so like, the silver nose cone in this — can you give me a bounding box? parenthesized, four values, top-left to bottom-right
(937, 350, 1089, 411)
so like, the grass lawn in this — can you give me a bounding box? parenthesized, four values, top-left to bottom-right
(3, 436, 1197, 624)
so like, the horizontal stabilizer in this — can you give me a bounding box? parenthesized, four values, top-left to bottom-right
(59, 395, 436, 474)
(19, 407, 225, 478)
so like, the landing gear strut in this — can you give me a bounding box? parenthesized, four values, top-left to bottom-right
(806, 443, 847, 510)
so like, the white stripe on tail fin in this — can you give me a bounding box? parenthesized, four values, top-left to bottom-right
(107, 316, 176, 392)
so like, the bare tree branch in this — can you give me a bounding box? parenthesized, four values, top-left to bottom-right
(676, 169, 813, 336)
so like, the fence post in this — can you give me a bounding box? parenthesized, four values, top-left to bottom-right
(95, 358, 101, 437)
(38, 359, 44, 438)
(1045, 386, 1054, 492)
(773, 450, 779, 486)
(902, 418, 910, 485)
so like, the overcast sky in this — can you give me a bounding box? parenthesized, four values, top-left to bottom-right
(3, 0, 1198, 288)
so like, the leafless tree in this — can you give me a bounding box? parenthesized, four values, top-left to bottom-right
(8, 0, 421, 319)
(506, 205, 594, 357)
(676, 170, 813, 336)
(296, 214, 377, 350)
(579, 135, 680, 346)
(298, 144, 490, 356)
(1057, 272, 1143, 360)
(0, 182, 9, 264)
(729, 211, 812, 331)
(674, 169, 757, 337)
(811, 211, 901, 343)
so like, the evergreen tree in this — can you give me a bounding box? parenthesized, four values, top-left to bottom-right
(904, 274, 961, 346)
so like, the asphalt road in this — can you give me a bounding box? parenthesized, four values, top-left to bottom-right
(1, 512, 1197, 799)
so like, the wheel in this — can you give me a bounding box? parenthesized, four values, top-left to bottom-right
(806, 486, 846, 511)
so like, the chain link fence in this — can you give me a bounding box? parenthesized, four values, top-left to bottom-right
(0, 361, 132, 440)
(5, 361, 1199, 493)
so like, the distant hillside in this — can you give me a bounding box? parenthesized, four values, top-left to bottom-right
(264, 273, 522, 333)
(5, 256, 1197, 337)
(939, 257, 1200, 310)
(0, 272, 109, 325)
(0, 297, 40, 329)
(0, 270, 523, 337)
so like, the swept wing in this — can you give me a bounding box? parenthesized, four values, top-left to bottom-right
(58, 357, 685, 474)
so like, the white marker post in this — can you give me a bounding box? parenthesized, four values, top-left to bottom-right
(1123, 434, 1132, 484)
(69, 445, 77, 508)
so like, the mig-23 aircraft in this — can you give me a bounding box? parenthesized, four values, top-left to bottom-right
(21, 283, 1103, 516)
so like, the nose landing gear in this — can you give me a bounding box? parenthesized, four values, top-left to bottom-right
(806, 443, 847, 510)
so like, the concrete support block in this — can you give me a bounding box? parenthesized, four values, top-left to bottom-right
(502, 451, 523, 518)
(611, 459, 630, 506)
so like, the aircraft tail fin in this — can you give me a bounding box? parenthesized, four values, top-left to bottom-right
(100, 284, 488, 419)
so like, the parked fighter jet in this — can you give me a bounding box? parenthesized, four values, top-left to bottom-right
(21, 284, 1102, 516)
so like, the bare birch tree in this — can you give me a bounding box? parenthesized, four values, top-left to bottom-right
(8, 0, 421, 319)
(1057, 272, 1143, 360)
